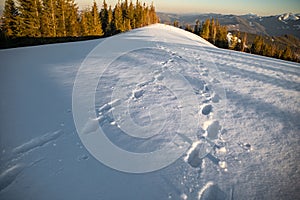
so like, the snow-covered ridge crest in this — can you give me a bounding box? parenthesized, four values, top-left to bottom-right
(131, 23, 216, 47)
(278, 12, 299, 21)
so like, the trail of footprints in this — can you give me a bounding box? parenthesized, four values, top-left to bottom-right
(185, 70, 228, 172)
(92, 48, 229, 172)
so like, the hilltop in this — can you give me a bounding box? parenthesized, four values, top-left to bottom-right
(0, 24, 299, 200)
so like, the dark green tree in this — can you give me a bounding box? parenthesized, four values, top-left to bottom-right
(215, 23, 228, 48)
(2, 0, 19, 37)
(173, 20, 179, 28)
(112, 2, 125, 33)
(200, 19, 210, 40)
(194, 19, 200, 35)
(149, 2, 158, 24)
(100, 0, 108, 35)
(18, 0, 42, 37)
(105, 5, 113, 34)
(40, 0, 57, 37)
(65, 0, 79, 36)
(251, 36, 264, 54)
(281, 46, 293, 61)
(209, 18, 216, 44)
(134, 0, 142, 28)
(56, 0, 67, 36)
(128, 1, 135, 28)
(91, 1, 103, 36)
(80, 9, 89, 36)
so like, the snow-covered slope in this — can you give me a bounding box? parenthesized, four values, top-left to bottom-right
(278, 13, 299, 21)
(0, 24, 299, 199)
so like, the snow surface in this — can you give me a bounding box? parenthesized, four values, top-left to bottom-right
(0, 24, 300, 199)
(278, 13, 299, 21)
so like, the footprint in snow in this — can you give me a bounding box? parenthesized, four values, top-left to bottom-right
(132, 89, 144, 99)
(201, 104, 212, 115)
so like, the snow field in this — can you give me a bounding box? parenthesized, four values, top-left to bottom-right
(0, 24, 299, 199)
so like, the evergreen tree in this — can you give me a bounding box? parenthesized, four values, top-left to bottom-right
(281, 46, 293, 61)
(100, 0, 108, 35)
(142, 4, 150, 26)
(18, 0, 42, 37)
(65, 0, 79, 36)
(251, 36, 264, 54)
(105, 5, 113, 34)
(173, 20, 179, 28)
(80, 9, 89, 36)
(194, 19, 200, 35)
(2, 0, 19, 37)
(185, 24, 193, 32)
(149, 2, 158, 24)
(56, 0, 67, 36)
(112, 2, 125, 33)
(40, 0, 57, 37)
(261, 43, 271, 56)
(270, 42, 277, 57)
(200, 19, 210, 40)
(134, 0, 142, 28)
(215, 23, 228, 48)
(121, 0, 128, 21)
(91, 1, 103, 36)
(128, 1, 135, 28)
(209, 18, 216, 44)
(233, 31, 242, 51)
(241, 32, 247, 52)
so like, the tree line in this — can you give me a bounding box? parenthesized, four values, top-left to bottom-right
(172, 19, 299, 63)
(249, 35, 298, 62)
(1, 0, 159, 39)
(173, 18, 228, 49)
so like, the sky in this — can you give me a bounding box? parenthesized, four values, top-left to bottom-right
(0, 0, 299, 16)
(73, 0, 300, 16)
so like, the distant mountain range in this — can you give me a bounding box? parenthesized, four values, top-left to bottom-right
(157, 12, 300, 39)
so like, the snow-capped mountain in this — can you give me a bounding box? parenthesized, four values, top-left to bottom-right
(158, 12, 300, 39)
(278, 13, 299, 21)
(0, 24, 299, 200)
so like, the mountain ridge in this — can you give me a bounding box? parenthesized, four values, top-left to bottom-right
(158, 12, 300, 39)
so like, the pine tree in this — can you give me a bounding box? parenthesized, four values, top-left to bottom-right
(40, 0, 57, 37)
(142, 4, 150, 26)
(215, 22, 228, 48)
(241, 32, 247, 52)
(194, 19, 200, 35)
(105, 5, 113, 34)
(112, 2, 124, 33)
(56, 0, 67, 37)
(173, 20, 179, 28)
(2, 0, 19, 37)
(261, 43, 271, 56)
(200, 19, 210, 40)
(251, 36, 264, 54)
(209, 18, 216, 44)
(233, 31, 242, 51)
(281, 46, 293, 61)
(270, 42, 277, 57)
(128, 1, 135, 28)
(185, 24, 193, 32)
(134, 0, 142, 28)
(100, 0, 108, 35)
(80, 9, 89, 36)
(18, 0, 42, 37)
(91, 1, 103, 36)
(149, 2, 158, 24)
(65, 0, 80, 36)
(121, 0, 128, 21)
